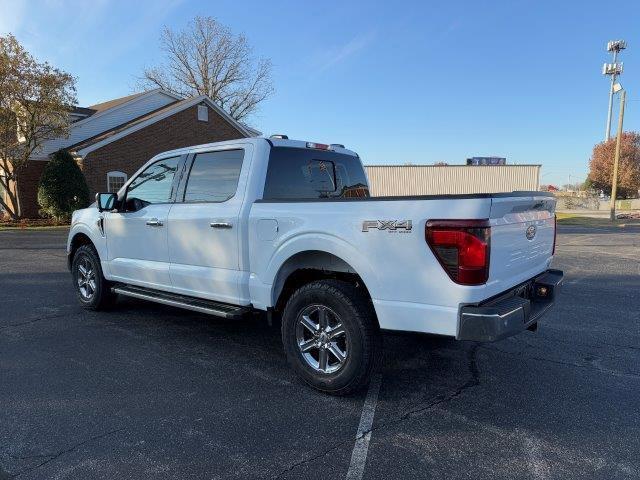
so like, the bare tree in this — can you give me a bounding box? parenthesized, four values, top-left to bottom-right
(0, 34, 76, 219)
(141, 16, 273, 122)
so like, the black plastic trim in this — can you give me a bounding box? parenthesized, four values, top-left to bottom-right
(112, 284, 251, 319)
(255, 191, 554, 203)
(457, 269, 563, 342)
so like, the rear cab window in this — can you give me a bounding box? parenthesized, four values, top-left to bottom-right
(263, 147, 369, 200)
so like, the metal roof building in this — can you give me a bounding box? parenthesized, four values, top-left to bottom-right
(364, 165, 541, 196)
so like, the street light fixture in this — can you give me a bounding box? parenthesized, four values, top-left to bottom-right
(602, 63, 623, 75)
(608, 40, 627, 52)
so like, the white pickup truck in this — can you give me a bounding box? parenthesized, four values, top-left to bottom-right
(67, 137, 563, 394)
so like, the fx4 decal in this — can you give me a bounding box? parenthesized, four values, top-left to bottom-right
(362, 220, 413, 233)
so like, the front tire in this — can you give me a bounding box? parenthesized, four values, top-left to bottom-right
(71, 244, 115, 310)
(281, 279, 380, 395)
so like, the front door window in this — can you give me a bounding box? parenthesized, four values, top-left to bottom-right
(126, 156, 181, 208)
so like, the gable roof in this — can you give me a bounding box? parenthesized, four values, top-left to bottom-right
(72, 95, 258, 156)
(62, 89, 182, 135)
(69, 98, 194, 151)
(29, 89, 186, 160)
(88, 91, 148, 113)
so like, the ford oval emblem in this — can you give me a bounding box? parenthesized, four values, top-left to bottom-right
(525, 224, 537, 240)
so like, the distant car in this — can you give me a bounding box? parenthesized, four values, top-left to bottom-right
(67, 137, 563, 395)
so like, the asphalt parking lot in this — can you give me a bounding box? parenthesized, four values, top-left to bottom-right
(1, 225, 639, 480)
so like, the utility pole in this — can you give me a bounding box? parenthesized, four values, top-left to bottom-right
(603, 41, 626, 141)
(609, 89, 626, 221)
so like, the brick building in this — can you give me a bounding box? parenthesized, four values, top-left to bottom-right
(3, 89, 258, 218)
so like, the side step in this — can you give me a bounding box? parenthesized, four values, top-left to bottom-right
(112, 285, 251, 319)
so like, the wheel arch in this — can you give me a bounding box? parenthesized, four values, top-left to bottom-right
(271, 249, 376, 317)
(67, 231, 96, 270)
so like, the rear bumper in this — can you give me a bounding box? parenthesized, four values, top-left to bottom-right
(457, 269, 564, 342)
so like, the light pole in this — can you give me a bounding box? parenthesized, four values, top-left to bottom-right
(603, 40, 626, 141)
(609, 86, 626, 221)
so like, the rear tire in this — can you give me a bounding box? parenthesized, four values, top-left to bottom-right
(281, 279, 380, 395)
(71, 244, 115, 310)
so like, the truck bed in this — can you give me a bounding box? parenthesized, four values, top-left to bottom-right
(248, 191, 556, 336)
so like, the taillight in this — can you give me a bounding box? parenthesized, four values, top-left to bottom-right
(552, 214, 557, 255)
(425, 220, 491, 285)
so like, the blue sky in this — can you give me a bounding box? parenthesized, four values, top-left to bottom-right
(1, 0, 639, 186)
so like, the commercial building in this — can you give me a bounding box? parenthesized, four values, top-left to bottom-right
(365, 164, 541, 196)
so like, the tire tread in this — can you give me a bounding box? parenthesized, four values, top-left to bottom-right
(72, 244, 115, 310)
(282, 279, 380, 395)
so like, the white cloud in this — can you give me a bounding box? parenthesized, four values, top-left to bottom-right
(317, 31, 376, 71)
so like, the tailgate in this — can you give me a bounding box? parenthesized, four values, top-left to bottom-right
(489, 194, 556, 285)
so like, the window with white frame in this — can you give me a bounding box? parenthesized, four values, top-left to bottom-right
(107, 171, 127, 193)
(197, 104, 208, 122)
(0, 168, 10, 212)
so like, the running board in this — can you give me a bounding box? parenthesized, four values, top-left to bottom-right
(111, 285, 250, 319)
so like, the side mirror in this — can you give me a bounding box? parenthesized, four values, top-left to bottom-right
(96, 192, 117, 212)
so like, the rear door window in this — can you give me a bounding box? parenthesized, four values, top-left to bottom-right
(183, 149, 244, 202)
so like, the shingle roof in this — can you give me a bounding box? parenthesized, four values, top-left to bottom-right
(88, 91, 147, 113)
(71, 106, 97, 116)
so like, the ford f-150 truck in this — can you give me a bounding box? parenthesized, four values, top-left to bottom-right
(67, 137, 563, 395)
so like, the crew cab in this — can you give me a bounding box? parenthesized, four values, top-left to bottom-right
(67, 137, 563, 395)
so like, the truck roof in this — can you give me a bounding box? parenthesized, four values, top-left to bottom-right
(149, 137, 359, 161)
(266, 138, 359, 157)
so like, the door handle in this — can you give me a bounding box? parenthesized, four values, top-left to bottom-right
(146, 218, 164, 227)
(210, 222, 233, 229)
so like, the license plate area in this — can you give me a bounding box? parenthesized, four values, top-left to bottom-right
(483, 279, 533, 307)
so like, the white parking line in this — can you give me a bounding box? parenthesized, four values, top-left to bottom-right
(345, 374, 382, 480)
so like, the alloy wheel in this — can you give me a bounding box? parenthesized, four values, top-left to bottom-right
(77, 256, 97, 300)
(295, 304, 349, 374)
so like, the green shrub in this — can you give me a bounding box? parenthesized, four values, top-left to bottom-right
(37, 150, 90, 220)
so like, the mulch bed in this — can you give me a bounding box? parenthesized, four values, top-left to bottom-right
(617, 211, 640, 220)
(0, 218, 70, 229)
